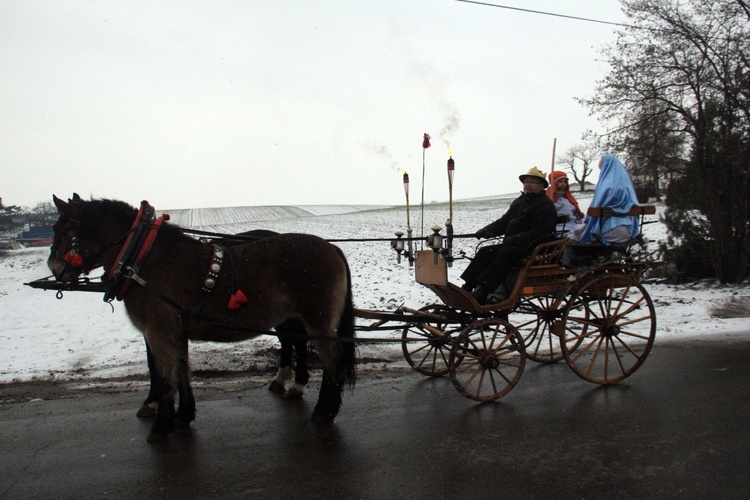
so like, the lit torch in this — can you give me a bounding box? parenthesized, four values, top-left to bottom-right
(446, 146, 454, 223)
(403, 170, 410, 228)
(403, 170, 413, 265)
(445, 145, 455, 266)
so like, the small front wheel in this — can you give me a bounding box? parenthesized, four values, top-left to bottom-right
(402, 305, 469, 377)
(448, 319, 526, 402)
(508, 296, 567, 364)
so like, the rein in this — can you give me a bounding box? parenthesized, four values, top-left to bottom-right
(178, 226, 477, 244)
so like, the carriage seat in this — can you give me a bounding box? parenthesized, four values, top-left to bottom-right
(414, 237, 573, 312)
(568, 205, 656, 266)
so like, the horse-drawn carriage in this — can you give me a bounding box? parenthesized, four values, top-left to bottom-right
(27, 194, 657, 441)
(356, 205, 657, 402)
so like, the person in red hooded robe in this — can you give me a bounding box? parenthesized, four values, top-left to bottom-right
(546, 170, 584, 238)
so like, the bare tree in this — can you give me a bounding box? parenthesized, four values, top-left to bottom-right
(555, 131, 602, 192)
(579, 0, 750, 283)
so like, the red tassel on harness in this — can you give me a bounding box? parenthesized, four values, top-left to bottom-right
(228, 290, 248, 310)
(64, 251, 83, 268)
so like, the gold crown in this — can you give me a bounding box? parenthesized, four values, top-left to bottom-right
(519, 166, 549, 187)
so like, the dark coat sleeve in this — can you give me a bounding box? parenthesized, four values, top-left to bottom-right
(503, 198, 557, 248)
(479, 194, 556, 249)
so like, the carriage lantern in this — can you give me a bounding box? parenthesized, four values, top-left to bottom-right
(391, 231, 406, 263)
(426, 225, 444, 264)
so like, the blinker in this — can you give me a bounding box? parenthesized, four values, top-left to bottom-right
(64, 237, 84, 268)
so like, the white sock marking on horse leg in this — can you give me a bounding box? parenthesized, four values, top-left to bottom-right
(268, 366, 294, 392)
(285, 382, 306, 399)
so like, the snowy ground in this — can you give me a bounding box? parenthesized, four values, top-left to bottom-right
(1, 196, 749, 384)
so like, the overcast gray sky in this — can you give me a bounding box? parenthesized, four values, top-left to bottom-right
(1, 0, 625, 210)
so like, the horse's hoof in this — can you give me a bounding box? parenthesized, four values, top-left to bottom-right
(268, 380, 286, 393)
(146, 431, 169, 443)
(173, 421, 193, 437)
(136, 403, 157, 418)
(285, 386, 305, 400)
(311, 413, 336, 425)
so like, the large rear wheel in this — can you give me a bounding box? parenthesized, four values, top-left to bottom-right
(448, 318, 526, 401)
(561, 274, 656, 384)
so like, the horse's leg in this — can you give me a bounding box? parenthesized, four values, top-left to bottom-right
(284, 338, 309, 400)
(310, 334, 346, 423)
(173, 347, 196, 434)
(268, 336, 294, 393)
(145, 334, 188, 442)
(148, 377, 176, 442)
(310, 264, 356, 424)
(312, 373, 343, 423)
(136, 341, 162, 418)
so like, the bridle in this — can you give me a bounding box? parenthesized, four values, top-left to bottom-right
(53, 215, 134, 278)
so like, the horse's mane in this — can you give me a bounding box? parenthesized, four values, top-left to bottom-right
(79, 198, 198, 246)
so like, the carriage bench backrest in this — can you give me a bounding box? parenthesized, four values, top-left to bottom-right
(520, 237, 569, 267)
(567, 205, 656, 268)
(586, 205, 656, 217)
(507, 238, 573, 295)
(586, 205, 656, 237)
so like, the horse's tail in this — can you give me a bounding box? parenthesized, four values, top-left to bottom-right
(335, 246, 357, 389)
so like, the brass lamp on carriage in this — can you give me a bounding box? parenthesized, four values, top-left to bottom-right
(426, 225, 444, 264)
(391, 231, 406, 263)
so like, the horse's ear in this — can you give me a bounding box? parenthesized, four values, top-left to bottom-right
(72, 193, 82, 202)
(53, 195, 67, 212)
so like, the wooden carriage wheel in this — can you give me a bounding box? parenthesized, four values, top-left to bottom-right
(507, 295, 568, 364)
(448, 318, 526, 402)
(561, 274, 656, 384)
(401, 305, 470, 377)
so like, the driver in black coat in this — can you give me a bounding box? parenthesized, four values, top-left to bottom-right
(461, 167, 557, 304)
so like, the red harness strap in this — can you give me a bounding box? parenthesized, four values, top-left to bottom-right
(115, 213, 170, 300)
(104, 201, 169, 302)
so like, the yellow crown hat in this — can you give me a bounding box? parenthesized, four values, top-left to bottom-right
(519, 166, 549, 188)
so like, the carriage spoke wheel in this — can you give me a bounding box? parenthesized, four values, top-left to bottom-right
(448, 319, 526, 402)
(561, 274, 656, 384)
(401, 305, 469, 377)
(508, 296, 567, 364)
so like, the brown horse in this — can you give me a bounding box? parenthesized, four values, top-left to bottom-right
(48, 194, 356, 442)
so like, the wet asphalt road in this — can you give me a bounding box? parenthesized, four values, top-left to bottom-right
(1, 337, 749, 499)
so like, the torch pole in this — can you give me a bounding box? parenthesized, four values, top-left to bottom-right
(403, 172, 414, 266)
(447, 156, 454, 223)
(550, 137, 557, 173)
(446, 155, 455, 266)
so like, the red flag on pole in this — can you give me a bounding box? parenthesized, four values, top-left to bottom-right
(422, 133, 431, 149)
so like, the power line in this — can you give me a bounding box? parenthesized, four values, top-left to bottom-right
(455, 0, 633, 29)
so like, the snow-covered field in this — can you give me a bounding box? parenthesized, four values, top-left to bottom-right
(1, 196, 749, 384)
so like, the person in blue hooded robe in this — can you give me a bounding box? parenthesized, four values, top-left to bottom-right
(574, 154, 640, 245)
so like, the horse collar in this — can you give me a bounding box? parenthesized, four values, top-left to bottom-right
(104, 201, 170, 302)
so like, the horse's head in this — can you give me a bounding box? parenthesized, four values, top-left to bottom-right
(48, 193, 137, 282)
